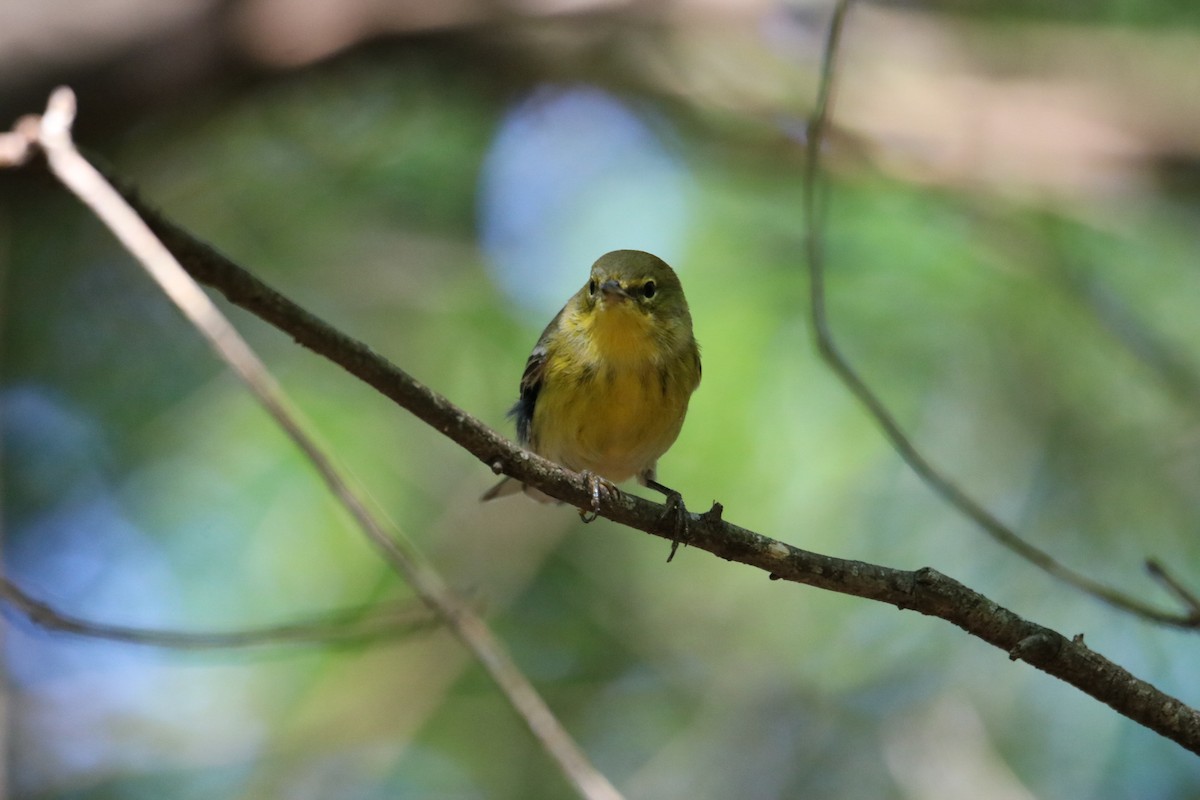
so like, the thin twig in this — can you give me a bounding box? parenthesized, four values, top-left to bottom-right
(1, 578, 435, 649)
(26, 87, 622, 800)
(799, 0, 1195, 626)
(1146, 560, 1200, 624)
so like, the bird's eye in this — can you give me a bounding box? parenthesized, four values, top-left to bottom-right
(642, 280, 656, 299)
(588, 279, 597, 295)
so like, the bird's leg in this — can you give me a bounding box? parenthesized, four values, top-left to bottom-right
(578, 470, 618, 523)
(640, 469, 689, 562)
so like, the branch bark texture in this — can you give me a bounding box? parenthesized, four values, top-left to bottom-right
(120, 185, 1200, 756)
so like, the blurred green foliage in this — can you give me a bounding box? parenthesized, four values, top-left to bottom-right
(3, 11, 1200, 800)
(924, 0, 1200, 26)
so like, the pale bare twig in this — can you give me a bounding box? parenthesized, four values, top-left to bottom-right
(800, 0, 1197, 627)
(22, 87, 623, 800)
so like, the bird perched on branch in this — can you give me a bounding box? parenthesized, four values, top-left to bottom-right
(483, 249, 701, 558)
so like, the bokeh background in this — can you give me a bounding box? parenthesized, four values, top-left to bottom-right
(3, 0, 1200, 797)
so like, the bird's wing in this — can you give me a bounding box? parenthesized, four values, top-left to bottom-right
(509, 306, 563, 446)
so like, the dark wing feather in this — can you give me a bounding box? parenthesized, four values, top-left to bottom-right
(509, 307, 562, 446)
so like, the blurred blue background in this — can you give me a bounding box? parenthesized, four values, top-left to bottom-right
(3, 1, 1200, 798)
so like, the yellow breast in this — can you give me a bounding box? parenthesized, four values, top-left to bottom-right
(531, 301, 698, 483)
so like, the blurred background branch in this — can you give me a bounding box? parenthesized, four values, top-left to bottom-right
(2, 577, 436, 649)
(803, 0, 1200, 626)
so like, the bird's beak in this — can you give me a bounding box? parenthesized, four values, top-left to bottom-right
(599, 279, 630, 302)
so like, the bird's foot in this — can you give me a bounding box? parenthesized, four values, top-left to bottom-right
(640, 475, 691, 562)
(661, 490, 690, 563)
(577, 471, 619, 523)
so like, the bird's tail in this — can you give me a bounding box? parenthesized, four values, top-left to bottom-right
(480, 476, 523, 502)
(481, 476, 557, 504)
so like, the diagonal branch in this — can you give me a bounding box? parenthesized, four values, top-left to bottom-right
(137, 201, 1200, 753)
(800, 0, 1198, 626)
(67, 134, 1200, 757)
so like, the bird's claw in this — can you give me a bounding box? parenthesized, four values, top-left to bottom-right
(578, 471, 618, 523)
(662, 491, 689, 562)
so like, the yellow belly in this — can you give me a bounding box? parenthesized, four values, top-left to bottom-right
(532, 361, 691, 484)
(528, 292, 699, 484)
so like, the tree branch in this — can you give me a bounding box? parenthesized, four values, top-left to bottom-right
(1, 577, 434, 649)
(800, 0, 1198, 627)
(75, 129, 1200, 758)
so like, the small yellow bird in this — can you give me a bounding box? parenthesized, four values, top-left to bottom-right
(483, 249, 701, 550)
